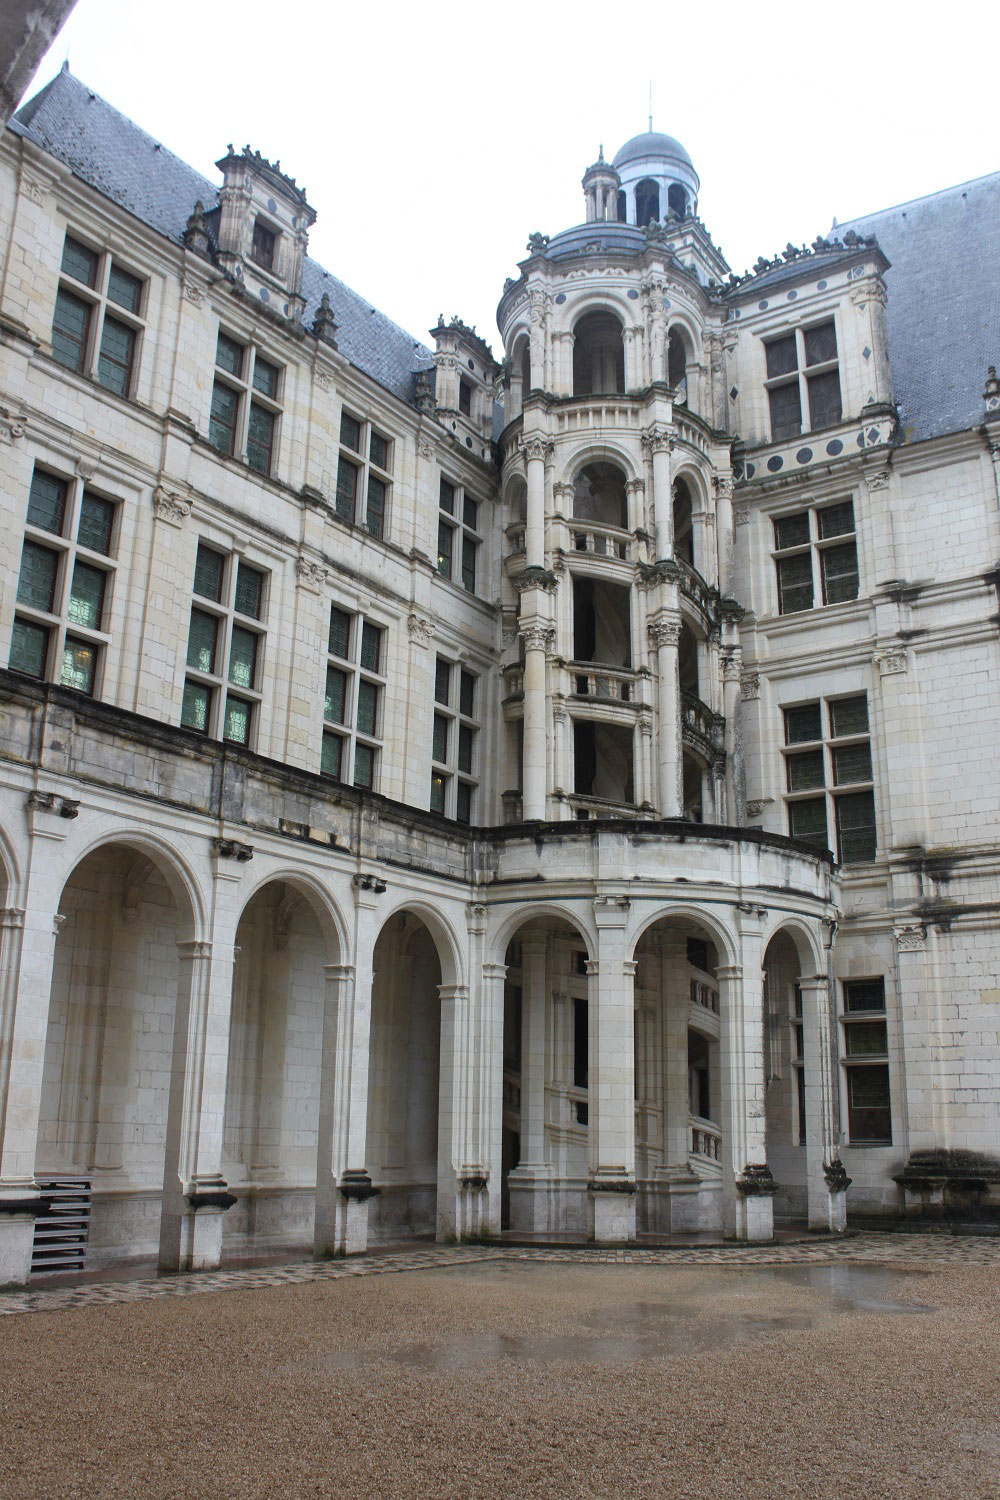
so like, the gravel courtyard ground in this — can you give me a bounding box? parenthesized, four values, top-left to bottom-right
(1, 1238, 999, 1499)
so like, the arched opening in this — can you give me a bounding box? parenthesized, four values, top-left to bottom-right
(635, 178, 660, 227)
(505, 475, 528, 561)
(673, 477, 694, 567)
(616, 188, 626, 223)
(502, 917, 591, 1234)
(573, 576, 631, 669)
(572, 310, 625, 396)
(507, 335, 530, 423)
(366, 910, 443, 1241)
(632, 915, 725, 1235)
(34, 843, 194, 1271)
(763, 930, 808, 1223)
(572, 460, 628, 533)
(572, 720, 634, 806)
(520, 338, 531, 393)
(667, 183, 689, 219)
(667, 327, 688, 402)
(221, 880, 329, 1257)
(683, 749, 705, 822)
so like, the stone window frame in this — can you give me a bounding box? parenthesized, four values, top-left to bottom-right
(839, 976, 892, 1145)
(771, 497, 859, 615)
(781, 693, 877, 865)
(335, 408, 392, 541)
(51, 230, 146, 399)
(208, 327, 284, 478)
(762, 317, 843, 443)
(250, 216, 280, 274)
(430, 655, 479, 823)
(321, 602, 386, 791)
(436, 475, 482, 596)
(9, 463, 120, 698)
(180, 540, 268, 748)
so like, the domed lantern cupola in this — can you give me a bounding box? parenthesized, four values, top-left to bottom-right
(581, 146, 622, 223)
(612, 129, 699, 227)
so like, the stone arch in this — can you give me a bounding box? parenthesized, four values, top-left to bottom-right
(0, 819, 23, 905)
(487, 899, 598, 970)
(665, 311, 703, 364)
(560, 289, 641, 335)
(55, 825, 204, 941)
(373, 896, 465, 989)
(572, 307, 625, 396)
(554, 438, 640, 490)
(503, 470, 528, 523)
(761, 915, 827, 975)
(234, 864, 348, 965)
(628, 901, 739, 969)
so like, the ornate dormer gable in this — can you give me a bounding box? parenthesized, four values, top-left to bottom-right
(431, 315, 501, 456)
(214, 145, 317, 320)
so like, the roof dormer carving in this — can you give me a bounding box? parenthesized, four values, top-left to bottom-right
(214, 143, 317, 320)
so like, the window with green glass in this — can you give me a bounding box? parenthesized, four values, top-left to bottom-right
(459, 671, 475, 718)
(430, 772, 447, 814)
(186, 609, 218, 673)
(461, 536, 477, 593)
(336, 456, 358, 521)
(435, 657, 450, 704)
(61, 236, 99, 287)
(820, 542, 859, 605)
(26, 471, 67, 535)
(366, 475, 386, 539)
(252, 357, 279, 399)
(107, 263, 142, 314)
(209, 382, 239, 455)
(835, 790, 877, 864)
(340, 412, 362, 452)
(786, 748, 824, 792)
(329, 607, 351, 659)
(458, 724, 475, 775)
(784, 703, 822, 744)
(224, 695, 251, 745)
(60, 638, 97, 694)
(77, 493, 115, 555)
(325, 667, 348, 724)
(437, 520, 453, 577)
(228, 626, 258, 690)
(830, 696, 868, 738)
(370, 431, 390, 470)
(181, 680, 211, 732)
(360, 621, 381, 672)
(833, 742, 872, 785)
(353, 742, 375, 789)
(321, 733, 343, 779)
(52, 289, 91, 373)
(67, 562, 106, 630)
(433, 713, 448, 763)
(356, 679, 378, 737)
(97, 317, 136, 395)
(194, 545, 225, 602)
(17, 542, 58, 612)
(9, 619, 48, 678)
(216, 332, 244, 377)
(456, 781, 472, 825)
(234, 563, 264, 620)
(776, 551, 813, 614)
(247, 402, 275, 474)
(789, 797, 827, 848)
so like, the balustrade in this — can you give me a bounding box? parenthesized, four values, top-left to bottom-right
(690, 1116, 722, 1161)
(571, 664, 636, 702)
(568, 522, 631, 561)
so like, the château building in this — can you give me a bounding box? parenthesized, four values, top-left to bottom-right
(0, 67, 997, 1284)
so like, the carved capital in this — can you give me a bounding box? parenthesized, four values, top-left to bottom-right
(521, 622, 556, 654)
(714, 475, 734, 501)
(863, 466, 891, 492)
(641, 426, 675, 455)
(212, 837, 254, 862)
(721, 650, 743, 682)
(181, 277, 206, 307)
(647, 613, 682, 649)
(294, 553, 329, 589)
(520, 435, 552, 464)
(153, 486, 192, 526)
(895, 923, 927, 952)
(512, 566, 558, 593)
(407, 612, 434, 645)
(876, 650, 907, 677)
(0, 406, 27, 443)
(740, 671, 760, 701)
(733, 503, 751, 526)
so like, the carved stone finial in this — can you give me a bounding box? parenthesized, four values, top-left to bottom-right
(311, 292, 337, 347)
(984, 365, 1000, 412)
(414, 368, 436, 413)
(183, 199, 212, 257)
(526, 231, 549, 254)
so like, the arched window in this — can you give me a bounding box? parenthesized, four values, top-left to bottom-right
(667, 327, 688, 399)
(519, 337, 531, 393)
(673, 476, 694, 567)
(572, 461, 627, 531)
(617, 189, 626, 223)
(667, 183, 689, 219)
(635, 178, 660, 227)
(572, 310, 625, 396)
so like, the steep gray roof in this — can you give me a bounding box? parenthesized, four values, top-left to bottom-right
(836, 173, 1000, 444)
(11, 68, 435, 404)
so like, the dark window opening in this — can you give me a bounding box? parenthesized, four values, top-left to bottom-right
(572, 310, 625, 396)
(635, 178, 660, 227)
(459, 378, 472, 415)
(251, 219, 277, 271)
(572, 577, 631, 667)
(573, 720, 634, 804)
(573, 997, 589, 1089)
(667, 183, 689, 218)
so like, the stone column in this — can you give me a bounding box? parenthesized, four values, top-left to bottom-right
(520, 619, 552, 821)
(328, 884, 382, 1253)
(721, 647, 742, 820)
(313, 963, 358, 1256)
(508, 934, 550, 1233)
(718, 926, 775, 1241)
(523, 437, 548, 570)
(587, 901, 637, 1242)
(714, 475, 735, 596)
(799, 973, 848, 1232)
(480, 958, 508, 1238)
(436, 982, 470, 1241)
(643, 428, 675, 560)
(648, 612, 682, 818)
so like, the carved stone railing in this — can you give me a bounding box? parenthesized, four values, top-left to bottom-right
(502, 665, 524, 701)
(676, 558, 718, 620)
(570, 663, 637, 702)
(568, 521, 631, 561)
(690, 978, 719, 1014)
(554, 396, 643, 437)
(565, 792, 652, 822)
(501, 790, 523, 824)
(690, 1116, 722, 1162)
(681, 691, 725, 760)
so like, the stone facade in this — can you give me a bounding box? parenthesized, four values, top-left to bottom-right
(0, 75, 996, 1283)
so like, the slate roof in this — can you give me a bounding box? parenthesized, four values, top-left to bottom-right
(11, 68, 435, 405)
(836, 173, 1000, 445)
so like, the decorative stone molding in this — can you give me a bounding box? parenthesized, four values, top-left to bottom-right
(339, 1169, 380, 1202)
(736, 1163, 777, 1197)
(20, 174, 49, 207)
(153, 487, 192, 526)
(459, 1169, 489, 1191)
(511, 566, 558, 593)
(895, 923, 927, 952)
(180, 277, 206, 307)
(641, 426, 675, 455)
(294, 553, 329, 589)
(211, 837, 253, 862)
(745, 799, 770, 818)
(520, 435, 552, 463)
(407, 613, 434, 645)
(0, 405, 27, 443)
(647, 614, 682, 649)
(521, 622, 556, 654)
(721, 651, 743, 682)
(733, 503, 751, 526)
(876, 650, 907, 676)
(26, 791, 79, 818)
(417, 436, 436, 460)
(551, 699, 568, 724)
(636, 558, 683, 589)
(863, 466, 891, 492)
(352, 873, 387, 894)
(823, 1160, 852, 1193)
(186, 1186, 238, 1212)
(552, 481, 575, 507)
(740, 671, 760, 701)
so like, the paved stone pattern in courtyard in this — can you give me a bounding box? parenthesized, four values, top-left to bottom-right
(3, 1231, 1000, 1318)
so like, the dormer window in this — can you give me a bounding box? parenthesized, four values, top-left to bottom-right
(764, 320, 842, 442)
(459, 378, 473, 416)
(251, 218, 277, 272)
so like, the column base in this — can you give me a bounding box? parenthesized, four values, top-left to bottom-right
(808, 1162, 851, 1233)
(507, 1165, 553, 1235)
(588, 1176, 637, 1243)
(727, 1164, 776, 1243)
(159, 1177, 236, 1272)
(0, 1193, 42, 1286)
(317, 1170, 378, 1256)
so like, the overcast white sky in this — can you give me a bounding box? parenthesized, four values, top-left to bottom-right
(22, 0, 999, 357)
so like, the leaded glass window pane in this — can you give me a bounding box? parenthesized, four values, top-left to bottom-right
(353, 742, 375, 789)
(836, 791, 876, 863)
(439, 479, 455, 515)
(366, 475, 386, 539)
(830, 696, 869, 738)
(97, 316, 136, 395)
(216, 333, 244, 377)
(360, 621, 381, 672)
(194, 545, 225, 602)
(789, 796, 828, 848)
(224, 695, 251, 745)
(845, 978, 885, 1014)
(252, 357, 279, 399)
(60, 637, 97, 694)
(803, 321, 837, 367)
(765, 333, 798, 379)
(340, 413, 362, 452)
(9, 618, 48, 677)
(432, 713, 448, 763)
(52, 289, 91, 373)
(820, 541, 859, 604)
(107, 263, 142, 313)
(845, 1021, 888, 1056)
(61, 236, 98, 287)
(435, 658, 450, 705)
(357, 680, 378, 737)
(228, 626, 258, 689)
(768, 381, 802, 441)
(324, 667, 348, 724)
(17, 542, 58, 612)
(209, 381, 239, 455)
(329, 608, 351, 659)
(773, 512, 810, 550)
(437, 520, 453, 577)
(807, 370, 842, 429)
(369, 431, 390, 470)
(67, 561, 106, 629)
(817, 501, 854, 540)
(235, 563, 264, 620)
(461, 536, 477, 594)
(455, 781, 472, 825)
(336, 456, 358, 521)
(785, 703, 823, 744)
(776, 552, 813, 614)
(458, 723, 474, 775)
(847, 1065, 891, 1143)
(27, 471, 67, 535)
(181, 679, 211, 732)
(247, 402, 275, 475)
(187, 609, 218, 673)
(463, 495, 479, 531)
(459, 670, 475, 718)
(78, 493, 115, 555)
(430, 772, 447, 813)
(786, 749, 824, 791)
(321, 732, 343, 779)
(833, 742, 872, 785)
